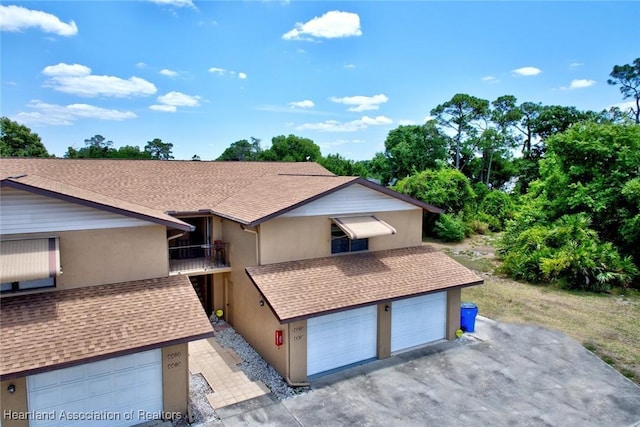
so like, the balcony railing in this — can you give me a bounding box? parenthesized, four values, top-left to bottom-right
(168, 241, 230, 275)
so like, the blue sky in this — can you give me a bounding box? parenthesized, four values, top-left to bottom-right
(1, 1, 638, 161)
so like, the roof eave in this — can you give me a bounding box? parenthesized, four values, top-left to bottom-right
(1, 179, 193, 232)
(354, 178, 445, 214)
(0, 330, 214, 381)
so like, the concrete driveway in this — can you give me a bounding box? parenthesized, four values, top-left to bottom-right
(216, 317, 640, 427)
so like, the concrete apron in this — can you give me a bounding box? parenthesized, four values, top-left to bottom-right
(216, 316, 640, 427)
(188, 338, 269, 410)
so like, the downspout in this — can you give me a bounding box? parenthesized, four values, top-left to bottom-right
(242, 226, 260, 265)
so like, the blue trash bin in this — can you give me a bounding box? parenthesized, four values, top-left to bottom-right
(460, 302, 479, 332)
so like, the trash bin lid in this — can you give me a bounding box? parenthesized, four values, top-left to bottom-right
(461, 302, 477, 309)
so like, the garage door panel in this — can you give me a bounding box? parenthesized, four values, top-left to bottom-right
(391, 292, 447, 352)
(27, 349, 163, 427)
(307, 305, 377, 376)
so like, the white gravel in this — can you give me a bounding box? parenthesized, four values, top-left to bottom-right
(214, 324, 310, 400)
(172, 373, 219, 427)
(172, 322, 309, 426)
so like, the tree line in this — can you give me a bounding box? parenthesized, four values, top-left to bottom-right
(2, 58, 638, 292)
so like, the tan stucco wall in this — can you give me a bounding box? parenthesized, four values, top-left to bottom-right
(287, 320, 308, 384)
(446, 288, 462, 340)
(368, 209, 423, 251)
(377, 303, 392, 359)
(221, 220, 288, 377)
(259, 216, 330, 264)
(1, 225, 168, 291)
(259, 209, 423, 265)
(162, 343, 189, 420)
(0, 377, 28, 427)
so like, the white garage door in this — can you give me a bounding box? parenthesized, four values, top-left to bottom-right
(307, 305, 377, 376)
(27, 349, 163, 427)
(391, 292, 447, 352)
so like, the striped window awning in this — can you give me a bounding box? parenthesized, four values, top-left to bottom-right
(332, 216, 397, 240)
(0, 238, 61, 283)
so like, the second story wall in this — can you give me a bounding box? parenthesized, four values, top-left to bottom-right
(259, 208, 423, 265)
(1, 187, 170, 291)
(4, 226, 169, 290)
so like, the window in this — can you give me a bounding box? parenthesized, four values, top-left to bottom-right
(1, 237, 61, 293)
(331, 224, 368, 254)
(1, 277, 55, 294)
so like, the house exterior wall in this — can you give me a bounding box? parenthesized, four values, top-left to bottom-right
(0, 344, 191, 427)
(221, 220, 288, 378)
(0, 187, 152, 234)
(446, 288, 462, 340)
(1, 226, 169, 291)
(287, 320, 308, 384)
(0, 377, 27, 427)
(259, 208, 423, 265)
(162, 343, 189, 420)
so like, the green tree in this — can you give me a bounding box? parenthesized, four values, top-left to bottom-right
(110, 145, 151, 159)
(259, 134, 321, 162)
(431, 94, 490, 170)
(0, 117, 50, 157)
(65, 135, 115, 158)
(607, 57, 640, 124)
(144, 138, 174, 160)
(317, 153, 367, 177)
(217, 137, 262, 161)
(366, 152, 394, 186)
(394, 168, 476, 215)
(382, 121, 450, 181)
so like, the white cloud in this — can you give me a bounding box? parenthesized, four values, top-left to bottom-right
(481, 75, 500, 83)
(296, 115, 392, 132)
(13, 100, 136, 126)
(330, 94, 389, 112)
(318, 138, 363, 149)
(43, 63, 90, 77)
(151, 91, 201, 112)
(0, 5, 78, 36)
(289, 100, 315, 109)
(136, 62, 147, 69)
(149, 104, 177, 112)
(209, 67, 246, 79)
(282, 10, 362, 41)
(42, 62, 157, 97)
(569, 62, 584, 69)
(569, 79, 596, 89)
(512, 66, 542, 76)
(160, 68, 178, 77)
(397, 119, 416, 126)
(344, 64, 356, 69)
(148, 0, 195, 8)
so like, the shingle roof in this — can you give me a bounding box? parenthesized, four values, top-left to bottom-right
(0, 159, 441, 225)
(1, 174, 193, 231)
(246, 246, 483, 323)
(0, 275, 214, 380)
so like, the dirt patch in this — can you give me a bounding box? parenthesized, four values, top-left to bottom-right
(425, 234, 640, 385)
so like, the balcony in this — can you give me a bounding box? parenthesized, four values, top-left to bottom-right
(169, 241, 230, 276)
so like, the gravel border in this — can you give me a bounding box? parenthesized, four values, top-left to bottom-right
(172, 322, 309, 426)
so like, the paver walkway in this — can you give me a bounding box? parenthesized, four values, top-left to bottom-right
(188, 338, 269, 409)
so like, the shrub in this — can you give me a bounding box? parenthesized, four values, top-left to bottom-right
(499, 213, 639, 291)
(478, 190, 515, 231)
(435, 213, 466, 242)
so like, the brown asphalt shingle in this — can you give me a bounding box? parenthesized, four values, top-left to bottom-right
(0, 275, 214, 380)
(246, 246, 483, 322)
(0, 159, 337, 220)
(0, 159, 440, 224)
(2, 174, 193, 230)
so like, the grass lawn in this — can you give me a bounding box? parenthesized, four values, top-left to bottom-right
(426, 235, 640, 384)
